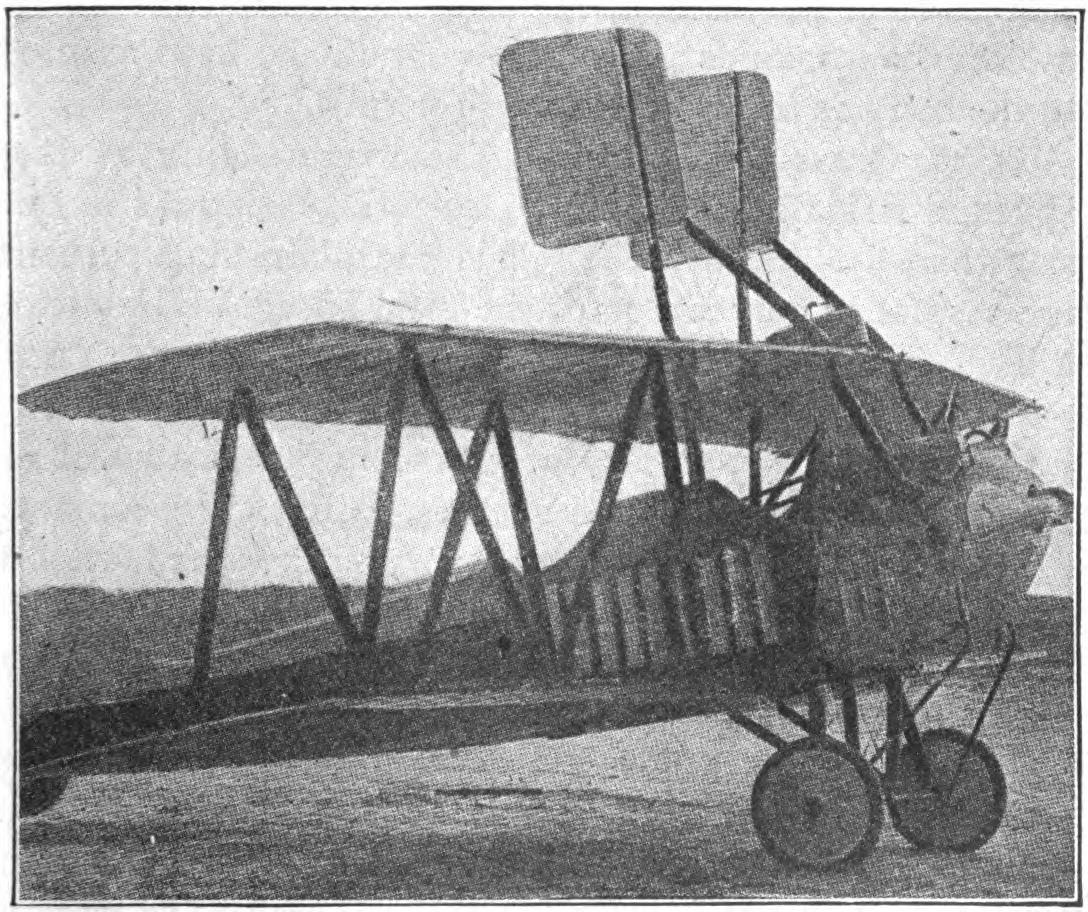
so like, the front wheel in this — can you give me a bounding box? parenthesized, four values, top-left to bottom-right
(885, 727, 1006, 853)
(751, 736, 884, 870)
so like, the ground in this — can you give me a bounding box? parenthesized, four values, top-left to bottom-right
(18, 659, 1076, 901)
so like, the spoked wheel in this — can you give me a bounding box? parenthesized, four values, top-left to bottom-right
(751, 736, 884, 870)
(20, 773, 69, 818)
(885, 727, 1006, 853)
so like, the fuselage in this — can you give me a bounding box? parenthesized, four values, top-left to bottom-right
(18, 430, 1072, 783)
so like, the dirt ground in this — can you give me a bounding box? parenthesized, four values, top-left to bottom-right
(18, 661, 1076, 901)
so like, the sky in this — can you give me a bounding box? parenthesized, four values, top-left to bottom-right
(12, 10, 1078, 594)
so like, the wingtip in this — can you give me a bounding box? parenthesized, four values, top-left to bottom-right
(16, 385, 44, 413)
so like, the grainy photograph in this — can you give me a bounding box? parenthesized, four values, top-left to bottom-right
(11, 7, 1079, 901)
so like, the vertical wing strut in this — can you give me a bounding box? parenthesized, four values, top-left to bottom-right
(359, 345, 411, 646)
(191, 396, 242, 693)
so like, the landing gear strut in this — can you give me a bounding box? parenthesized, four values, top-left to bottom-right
(748, 625, 1015, 867)
(885, 727, 1006, 852)
(881, 625, 1015, 853)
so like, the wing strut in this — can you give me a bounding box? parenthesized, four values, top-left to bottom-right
(770, 238, 895, 355)
(735, 268, 754, 344)
(653, 352, 705, 655)
(615, 27, 675, 341)
(421, 398, 498, 649)
(191, 394, 242, 692)
(650, 352, 687, 512)
(493, 399, 552, 663)
(748, 406, 763, 504)
(683, 218, 832, 346)
(359, 344, 411, 647)
(676, 362, 707, 486)
(559, 354, 654, 669)
(771, 239, 849, 310)
(827, 359, 923, 499)
(729, 90, 764, 515)
(762, 426, 821, 509)
(239, 388, 367, 657)
(408, 345, 539, 659)
(191, 387, 369, 689)
(615, 28, 703, 490)
(732, 73, 754, 345)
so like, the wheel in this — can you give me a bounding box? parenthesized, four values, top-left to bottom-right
(751, 736, 884, 870)
(20, 773, 69, 818)
(885, 727, 1006, 853)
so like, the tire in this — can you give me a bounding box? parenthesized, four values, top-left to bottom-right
(885, 727, 1006, 853)
(751, 736, 884, 870)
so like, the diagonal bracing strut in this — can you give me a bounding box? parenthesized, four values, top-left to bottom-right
(493, 399, 551, 661)
(420, 397, 498, 647)
(238, 388, 367, 658)
(407, 345, 538, 655)
(683, 218, 833, 347)
(558, 354, 655, 669)
(191, 387, 369, 692)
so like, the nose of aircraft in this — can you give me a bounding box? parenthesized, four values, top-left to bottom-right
(962, 438, 1074, 537)
(1028, 484, 1075, 528)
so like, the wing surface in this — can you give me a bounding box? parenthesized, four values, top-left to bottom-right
(18, 321, 1037, 458)
(500, 29, 684, 249)
(631, 71, 779, 269)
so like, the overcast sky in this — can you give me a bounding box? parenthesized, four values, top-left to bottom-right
(13, 10, 1078, 594)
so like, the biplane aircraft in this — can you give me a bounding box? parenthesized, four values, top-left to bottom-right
(17, 28, 1074, 870)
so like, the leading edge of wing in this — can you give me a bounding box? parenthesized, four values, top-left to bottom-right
(17, 319, 1040, 456)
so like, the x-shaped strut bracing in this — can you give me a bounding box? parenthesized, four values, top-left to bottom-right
(190, 341, 558, 692)
(189, 341, 722, 691)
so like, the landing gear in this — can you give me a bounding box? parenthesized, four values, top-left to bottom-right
(881, 625, 1014, 854)
(751, 736, 883, 870)
(885, 727, 1006, 852)
(20, 773, 69, 818)
(749, 624, 1015, 867)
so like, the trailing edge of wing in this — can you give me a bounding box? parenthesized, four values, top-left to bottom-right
(18, 321, 1038, 459)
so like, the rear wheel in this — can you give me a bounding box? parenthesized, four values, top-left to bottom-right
(885, 727, 1006, 853)
(751, 736, 884, 870)
(20, 773, 69, 818)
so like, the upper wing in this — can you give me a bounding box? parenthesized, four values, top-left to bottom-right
(17, 321, 1037, 458)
